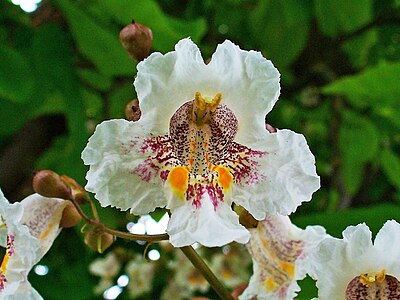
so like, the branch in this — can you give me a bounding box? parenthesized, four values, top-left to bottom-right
(180, 246, 234, 300)
(69, 197, 169, 242)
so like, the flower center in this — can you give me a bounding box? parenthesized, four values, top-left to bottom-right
(169, 92, 238, 176)
(345, 270, 400, 299)
(360, 270, 386, 287)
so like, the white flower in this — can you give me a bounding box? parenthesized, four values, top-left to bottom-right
(161, 248, 210, 299)
(89, 252, 121, 294)
(240, 215, 326, 300)
(0, 190, 67, 299)
(125, 254, 154, 298)
(82, 38, 320, 247)
(210, 244, 252, 289)
(310, 220, 400, 300)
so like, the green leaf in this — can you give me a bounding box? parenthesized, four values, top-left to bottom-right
(249, 0, 311, 68)
(77, 68, 112, 92)
(342, 29, 377, 68)
(314, 0, 373, 37)
(55, 0, 135, 76)
(381, 148, 400, 189)
(0, 46, 34, 103)
(323, 63, 400, 125)
(339, 110, 380, 195)
(94, 0, 207, 52)
(109, 84, 135, 119)
(293, 204, 400, 238)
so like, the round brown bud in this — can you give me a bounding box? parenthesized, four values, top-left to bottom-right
(124, 99, 141, 121)
(238, 208, 258, 229)
(60, 201, 82, 228)
(60, 175, 89, 204)
(32, 170, 71, 199)
(84, 227, 115, 253)
(265, 123, 277, 133)
(119, 20, 152, 61)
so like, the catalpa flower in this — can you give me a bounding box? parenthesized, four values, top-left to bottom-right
(240, 215, 326, 300)
(82, 38, 320, 247)
(310, 221, 400, 300)
(0, 190, 67, 299)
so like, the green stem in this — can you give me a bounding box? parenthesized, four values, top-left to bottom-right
(180, 246, 234, 300)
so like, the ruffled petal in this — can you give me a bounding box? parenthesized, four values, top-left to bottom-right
(234, 129, 320, 219)
(310, 222, 400, 300)
(208, 40, 280, 147)
(135, 39, 280, 147)
(19, 194, 67, 264)
(373, 220, 400, 279)
(167, 194, 250, 247)
(135, 38, 206, 135)
(82, 119, 168, 214)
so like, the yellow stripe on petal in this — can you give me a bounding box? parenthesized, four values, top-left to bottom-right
(1, 253, 8, 273)
(215, 166, 233, 191)
(168, 166, 190, 200)
(264, 277, 276, 291)
(279, 260, 295, 278)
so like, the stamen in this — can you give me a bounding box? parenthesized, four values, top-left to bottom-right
(359, 270, 386, 287)
(193, 92, 222, 125)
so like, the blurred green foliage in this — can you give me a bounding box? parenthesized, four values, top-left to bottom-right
(1, 0, 400, 299)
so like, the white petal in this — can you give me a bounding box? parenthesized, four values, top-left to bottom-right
(135, 38, 206, 136)
(208, 40, 280, 147)
(135, 38, 280, 147)
(234, 129, 320, 219)
(309, 222, 400, 300)
(19, 194, 67, 264)
(241, 215, 326, 300)
(167, 194, 250, 247)
(82, 119, 167, 214)
(1, 279, 43, 300)
(373, 220, 400, 278)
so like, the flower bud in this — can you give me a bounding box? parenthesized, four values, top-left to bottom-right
(84, 226, 115, 253)
(124, 99, 141, 121)
(237, 206, 258, 229)
(119, 20, 152, 61)
(60, 200, 82, 228)
(265, 123, 277, 133)
(32, 170, 71, 199)
(60, 175, 89, 204)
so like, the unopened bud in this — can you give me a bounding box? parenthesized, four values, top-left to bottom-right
(60, 201, 82, 228)
(84, 227, 114, 253)
(119, 20, 152, 61)
(237, 207, 258, 229)
(265, 123, 277, 133)
(32, 170, 71, 199)
(61, 175, 89, 204)
(124, 99, 141, 121)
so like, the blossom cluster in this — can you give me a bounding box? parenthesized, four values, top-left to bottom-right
(79, 38, 400, 299)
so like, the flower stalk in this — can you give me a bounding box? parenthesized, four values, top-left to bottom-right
(180, 246, 234, 300)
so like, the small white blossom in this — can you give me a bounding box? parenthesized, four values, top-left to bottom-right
(240, 215, 326, 300)
(0, 190, 67, 299)
(310, 221, 400, 300)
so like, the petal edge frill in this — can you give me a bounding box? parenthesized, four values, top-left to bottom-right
(234, 129, 320, 219)
(167, 195, 250, 247)
(82, 119, 168, 214)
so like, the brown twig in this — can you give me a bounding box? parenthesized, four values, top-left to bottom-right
(180, 246, 234, 300)
(69, 197, 168, 242)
